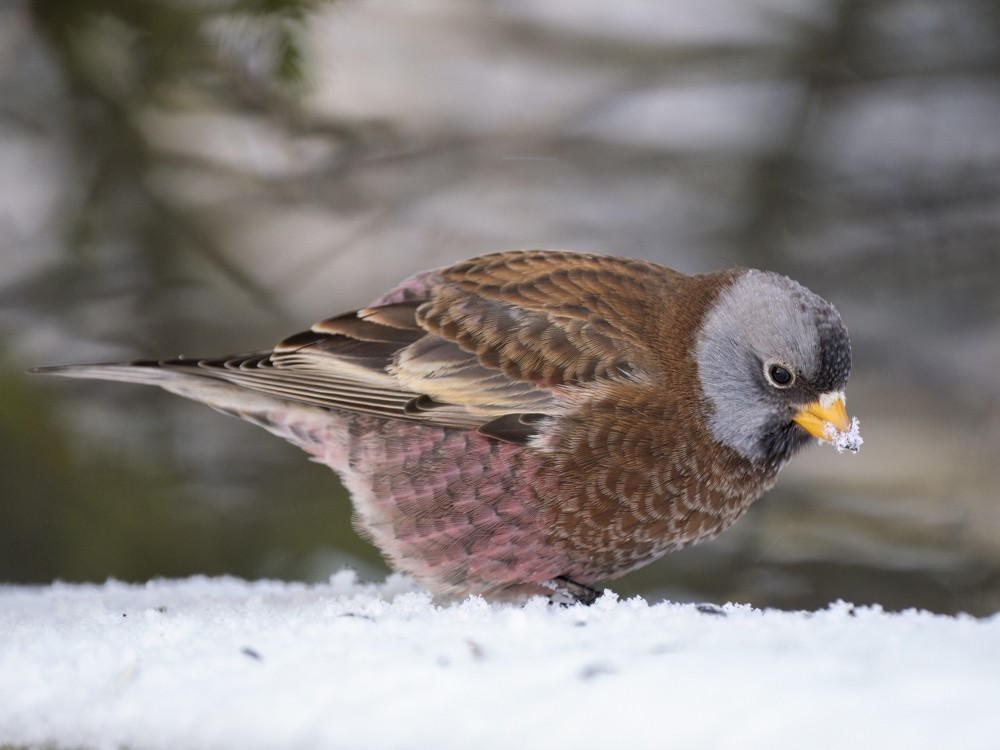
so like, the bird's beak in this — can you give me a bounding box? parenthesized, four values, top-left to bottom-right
(793, 391, 850, 442)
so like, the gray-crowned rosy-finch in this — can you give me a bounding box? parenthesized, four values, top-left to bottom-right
(33, 250, 861, 603)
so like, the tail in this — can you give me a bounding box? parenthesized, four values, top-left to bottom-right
(30, 360, 206, 387)
(28, 358, 297, 418)
(33, 359, 372, 471)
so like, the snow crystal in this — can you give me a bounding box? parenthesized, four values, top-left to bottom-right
(824, 415, 864, 453)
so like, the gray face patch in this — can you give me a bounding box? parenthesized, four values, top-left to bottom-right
(694, 270, 831, 462)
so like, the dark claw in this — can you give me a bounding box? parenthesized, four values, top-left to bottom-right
(694, 602, 726, 616)
(548, 576, 601, 606)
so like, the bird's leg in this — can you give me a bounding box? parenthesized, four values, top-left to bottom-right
(546, 576, 600, 606)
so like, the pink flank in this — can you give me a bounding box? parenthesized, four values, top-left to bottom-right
(251, 403, 569, 599)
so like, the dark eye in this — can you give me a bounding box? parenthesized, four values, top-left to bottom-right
(766, 363, 794, 387)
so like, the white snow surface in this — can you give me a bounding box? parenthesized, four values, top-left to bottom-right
(1, 573, 997, 750)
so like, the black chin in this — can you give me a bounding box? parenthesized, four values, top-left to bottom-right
(758, 420, 811, 471)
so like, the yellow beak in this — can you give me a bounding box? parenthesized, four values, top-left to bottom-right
(793, 392, 850, 442)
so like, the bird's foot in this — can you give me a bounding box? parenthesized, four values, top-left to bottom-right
(546, 576, 600, 606)
(694, 602, 727, 616)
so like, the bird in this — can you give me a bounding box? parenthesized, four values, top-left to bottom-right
(32, 250, 861, 604)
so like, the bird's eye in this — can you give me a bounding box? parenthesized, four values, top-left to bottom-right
(766, 363, 795, 388)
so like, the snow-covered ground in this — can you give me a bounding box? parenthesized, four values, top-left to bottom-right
(1, 573, 998, 750)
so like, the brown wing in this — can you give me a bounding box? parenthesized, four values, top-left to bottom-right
(263, 250, 682, 437)
(413, 250, 679, 384)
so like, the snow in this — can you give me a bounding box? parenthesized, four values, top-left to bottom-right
(826, 416, 864, 454)
(1, 573, 997, 750)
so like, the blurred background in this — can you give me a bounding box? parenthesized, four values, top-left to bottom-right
(2, 0, 998, 615)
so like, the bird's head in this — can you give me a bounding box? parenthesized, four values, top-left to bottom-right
(694, 269, 859, 470)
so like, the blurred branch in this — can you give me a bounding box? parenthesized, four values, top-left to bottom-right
(20, 0, 341, 332)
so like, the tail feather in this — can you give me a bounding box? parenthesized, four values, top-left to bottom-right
(30, 360, 365, 459)
(28, 359, 297, 417)
(28, 355, 486, 429)
(29, 361, 204, 387)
